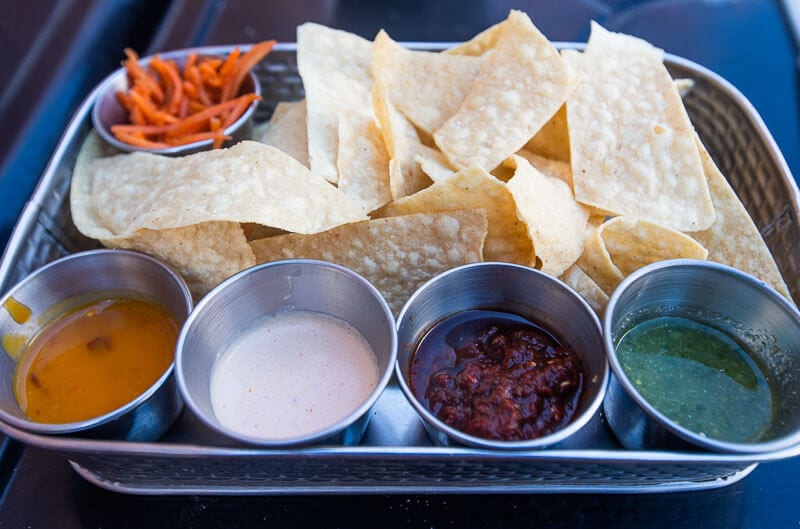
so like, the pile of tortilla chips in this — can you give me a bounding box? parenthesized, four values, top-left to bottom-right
(70, 11, 791, 315)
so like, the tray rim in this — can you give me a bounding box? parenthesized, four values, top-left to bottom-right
(67, 460, 758, 496)
(1, 42, 800, 492)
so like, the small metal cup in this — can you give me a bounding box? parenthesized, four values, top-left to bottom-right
(0, 249, 192, 441)
(175, 259, 397, 447)
(603, 259, 800, 453)
(396, 262, 609, 450)
(91, 48, 260, 156)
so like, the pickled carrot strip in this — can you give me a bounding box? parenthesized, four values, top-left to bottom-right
(220, 40, 274, 101)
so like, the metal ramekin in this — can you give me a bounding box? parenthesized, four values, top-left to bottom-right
(175, 259, 398, 447)
(396, 262, 609, 450)
(0, 249, 192, 441)
(603, 259, 800, 453)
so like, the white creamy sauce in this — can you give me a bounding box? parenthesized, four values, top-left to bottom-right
(210, 310, 379, 440)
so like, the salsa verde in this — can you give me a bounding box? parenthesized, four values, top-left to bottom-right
(615, 315, 774, 443)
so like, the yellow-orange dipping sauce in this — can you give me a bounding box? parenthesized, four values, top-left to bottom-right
(14, 297, 178, 424)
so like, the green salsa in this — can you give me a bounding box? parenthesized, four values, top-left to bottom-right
(615, 316, 774, 443)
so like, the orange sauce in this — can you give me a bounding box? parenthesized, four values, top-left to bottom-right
(14, 297, 178, 424)
(3, 297, 31, 324)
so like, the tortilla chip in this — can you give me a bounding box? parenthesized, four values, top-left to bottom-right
(372, 30, 482, 135)
(250, 209, 488, 314)
(415, 146, 456, 183)
(70, 131, 123, 241)
(579, 216, 708, 294)
(108, 223, 254, 298)
(603, 216, 708, 275)
(70, 133, 256, 297)
(560, 264, 609, 316)
(372, 79, 433, 199)
(505, 155, 588, 276)
(566, 23, 715, 231)
(434, 10, 577, 171)
(258, 100, 309, 167)
(576, 224, 624, 295)
(76, 141, 366, 237)
(508, 149, 571, 186)
(373, 165, 534, 265)
(297, 23, 374, 183)
(688, 137, 791, 300)
(525, 104, 570, 162)
(445, 18, 504, 56)
(336, 112, 392, 213)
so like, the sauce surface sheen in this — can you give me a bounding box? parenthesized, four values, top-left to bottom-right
(616, 315, 774, 443)
(210, 310, 379, 441)
(410, 309, 583, 441)
(15, 297, 178, 424)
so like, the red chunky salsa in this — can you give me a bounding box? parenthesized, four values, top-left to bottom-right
(409, 310, 583, 441)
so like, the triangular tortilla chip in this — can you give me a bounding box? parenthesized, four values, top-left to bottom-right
(688, 137, 791, 300)
(415, 146, 456, 183)
(258, 100, 309, 167)
(108, 223, 254, 298)
(372, 79, 433, 199)
(505, 155, 588, 276)
(434, 10, 577, 171)
(445, 18, 504, 56)
(578, 216, 708, 294)
(79, 141, 366, 237)
(560, 264, 609, 316)
(297, 23, 374, 183)
(250, 209, 488, 314)
(336, 112, 392, 213)
(525, 104, 570, 163)
(566, 23, 715, 231)
(508, 149, 571, 186)
(70, 133, 256, 297)
(372, 30, 482, 135)
(373, 165, 534, 265)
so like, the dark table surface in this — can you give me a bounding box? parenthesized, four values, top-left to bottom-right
(1, 1, 799, 527)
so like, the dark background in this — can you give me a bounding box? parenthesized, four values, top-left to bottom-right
(0, 0, 799, 527)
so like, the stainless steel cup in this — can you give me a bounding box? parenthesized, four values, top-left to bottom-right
(175, 259, 397, 447)
(603, 259, 800, 453)
(0, 249, 192, 440)
(396, 262, 609, 450)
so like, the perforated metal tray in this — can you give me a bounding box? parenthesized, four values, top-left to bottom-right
(0, 43, 799, 495)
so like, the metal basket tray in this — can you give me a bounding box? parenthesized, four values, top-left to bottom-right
(1, 43, 799, 495)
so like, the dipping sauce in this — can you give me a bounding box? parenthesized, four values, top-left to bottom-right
(3, 297, 31, 324)
(616, 315, 774, 443)
(409, 310, 583, 441)
(15, 297, 178, 424)
(210, 310, 379, 441)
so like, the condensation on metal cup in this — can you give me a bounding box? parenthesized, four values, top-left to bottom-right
(175, 259, 397, 447)
(603, 259, 800, 453)
(395, 262, 609, 450)
(0, 249, 192, 441)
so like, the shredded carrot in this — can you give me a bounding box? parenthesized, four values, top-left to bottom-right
(165, 131, 231, 146)
(222, 93, 257, 128)
(221, 40, 275, 102)
(165, 93, 259, 139)
(183, 53, 197, 77)
(112, 41, 273, 150)
(113, 131, 170, 149)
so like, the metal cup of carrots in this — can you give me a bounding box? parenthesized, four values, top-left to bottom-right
(92, 40, 274, 153)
